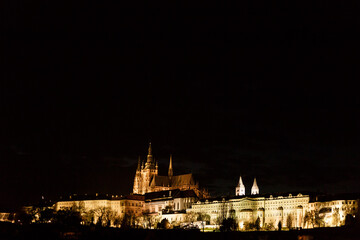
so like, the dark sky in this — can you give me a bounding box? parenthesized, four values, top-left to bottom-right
(2, 0, 360, 210)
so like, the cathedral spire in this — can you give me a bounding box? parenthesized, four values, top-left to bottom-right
(236, 176, 245, 196)
(147, 142, 153, 163)
(137, 156, 141, 171)
(251, 178, 259, 195)
(168, 154, 173, 178)
(148, 142, 152, 155)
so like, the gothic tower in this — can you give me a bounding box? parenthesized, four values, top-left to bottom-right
(133, 142, 199, 195)
(140, 142, 157, 194)
(251, 178, 259, 195)
(236, 176, 246, 196)
(132, 142, 159, 194)
(168, 154, 173, 179)
(133, 156, 142, 194)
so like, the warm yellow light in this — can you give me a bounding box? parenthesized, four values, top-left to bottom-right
(239, 221, 244, 229)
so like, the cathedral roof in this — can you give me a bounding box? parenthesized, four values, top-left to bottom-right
(145, 189, 197, 201)
(150, 175, 170, 187)
(171, 173, 196, 187)
(150, 173, 196, 188)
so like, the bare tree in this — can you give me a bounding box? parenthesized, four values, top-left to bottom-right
(185, 212, 197, 224)
(82, 209, 95, 225)
(332, 208, 340, 227)
(106, 209, 117, 227)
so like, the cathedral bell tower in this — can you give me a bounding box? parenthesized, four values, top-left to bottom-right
(136, 142, 157, 194)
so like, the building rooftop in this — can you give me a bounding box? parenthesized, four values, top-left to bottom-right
(55, 193, 144, 202)
(145, 189, 197, 202)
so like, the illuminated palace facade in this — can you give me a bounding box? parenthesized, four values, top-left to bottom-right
(186, 178, 359, 229)
(31, 144, 359, 229)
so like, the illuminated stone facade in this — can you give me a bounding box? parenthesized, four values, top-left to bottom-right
(133, 143, 199, 195)
(144, 189, 197, 215)
(308, 195, 359, 227)
(54, 194, 144, 223)
(187, 192, 360, 229)
(187, 193, 309, 229)
(0, 212, 13, 222)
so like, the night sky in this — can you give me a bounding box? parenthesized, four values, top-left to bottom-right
(2, 1, 360, 210)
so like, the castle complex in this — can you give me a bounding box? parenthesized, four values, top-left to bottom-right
(133, 143, 199, 195)
(19, 143, 359, 230)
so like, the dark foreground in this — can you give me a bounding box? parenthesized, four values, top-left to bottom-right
(0, 223, 359, 240)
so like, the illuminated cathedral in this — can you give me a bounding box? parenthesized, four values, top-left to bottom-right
(132, 143, 199, 195)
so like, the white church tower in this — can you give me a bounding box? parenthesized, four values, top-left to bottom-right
(251, 178, 259, 195)
(236, 176, 246, 196)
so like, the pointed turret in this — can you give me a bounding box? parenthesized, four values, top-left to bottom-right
(136, 156, 141, 171)
(155, 160, 159, 175)
(148, 142, 152, 155)
(168, 154, 173, 178)
(251, 178, 259, 195)
(133, 156, 142, 194)
(236, 176, 245, 196)
(147, 142, 153, 163)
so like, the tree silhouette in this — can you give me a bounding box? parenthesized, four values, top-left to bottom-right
(157, 218, 170, 229)
(39, 208, 55, 223)
(345, 214, 355, 226)
(254, 216, 261, 231)
(220, 217, 238, 232)
(52, 207, 82, 226)
(286, 214, 293, 230)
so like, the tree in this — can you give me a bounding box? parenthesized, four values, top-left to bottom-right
(93, 207, 116, 227)
(254, 216, 261, 231)
(197, 213, 211, 225)
(53, 209, 82, 226)
(345, 214, 355, 226)
(304, 211, 312, 228)
(244, 221, 254, 231)
(286, 214, 293, 230)
(332, 208, 340, 227)
(185, 212, 197, 224)
(163, 205, 173, 214)
(314, 211, 324, 228)
(120, 213, 136, 229)
(220, 217, 238, 232)
(82, 209, 95, 226)
(94, 207, 107, 226)
(143, 214, 158, 229)
(15, 208, 35, 225)
(39, 208, 55, 223)
(103, 209, 116, 227)
(113, 216, 122, 228)
(157, 218, 170, 229)
(264, 222, 275, 231)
